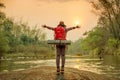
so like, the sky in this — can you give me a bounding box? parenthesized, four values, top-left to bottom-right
(1, 0, 98, 41)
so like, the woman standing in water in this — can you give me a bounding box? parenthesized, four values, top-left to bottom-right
(42, 21, 80, 74)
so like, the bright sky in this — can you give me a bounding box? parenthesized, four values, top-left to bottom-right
(1, 0, 98, 41)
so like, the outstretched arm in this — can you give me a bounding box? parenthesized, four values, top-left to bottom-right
(66, 25, 80, 32)
(42, 25, 54, 30)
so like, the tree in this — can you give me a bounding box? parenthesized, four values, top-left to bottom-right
(79, 26, 110, 55)
(0, 2, 5, 19)
(0, 2, 6, 31)
(0, 3, 5, 7)
(0, 32, 9, 58)
(0, 2, 53, 58)
(0, 3, 9, 58)
(89, 0, 120, 50)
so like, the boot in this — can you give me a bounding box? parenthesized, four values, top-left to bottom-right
(61, 67, 64, 74)
(56, 68, 60, 75)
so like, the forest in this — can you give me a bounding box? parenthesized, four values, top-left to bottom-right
(0, 3, 54, 59)
(68, 0, 120, 56)
(0, 0, 120, 60)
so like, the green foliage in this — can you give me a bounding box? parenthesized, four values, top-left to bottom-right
(0, 2, 54, 59)
(82, 27, 109, 50)
(0, 17, 49, 54)
(0, 2, 9, 57)
(90, 0, 120, 40)
(20, 34, 33, 45)
(3, 18, 13, 32)
(0, 32, 9, 54)
(70, 25, 120, 55)
(0, 12, 6, 19)
(72, 0, 120, 56)
(104, 38, 120, 54)
(107, 38, 119, 48)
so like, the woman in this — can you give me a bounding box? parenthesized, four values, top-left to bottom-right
(42, 21, 80, 74)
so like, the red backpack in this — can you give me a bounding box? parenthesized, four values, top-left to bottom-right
(54, 26, 66, 40)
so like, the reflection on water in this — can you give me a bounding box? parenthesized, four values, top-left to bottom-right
(56, 74, 65, 80)
(0, 55, 120, 79)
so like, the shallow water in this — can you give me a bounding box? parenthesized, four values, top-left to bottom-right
(0, 55, 120, 79)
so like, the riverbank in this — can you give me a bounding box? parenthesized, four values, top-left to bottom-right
(0, 66, 117, 80)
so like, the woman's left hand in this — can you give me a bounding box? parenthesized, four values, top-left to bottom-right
(76, 25, 80, 28)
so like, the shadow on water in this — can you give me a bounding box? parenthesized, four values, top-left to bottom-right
(56, 74, 65, 80)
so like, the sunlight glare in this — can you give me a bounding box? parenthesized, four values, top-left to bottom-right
(75, 20, 80, 26)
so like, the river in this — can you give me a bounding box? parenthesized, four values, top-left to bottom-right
(0, 55, 120, 79)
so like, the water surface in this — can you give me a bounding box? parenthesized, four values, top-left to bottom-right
(0, 55, 120, 79)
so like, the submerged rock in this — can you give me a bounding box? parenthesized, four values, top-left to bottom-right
(0, 66, 118, 80)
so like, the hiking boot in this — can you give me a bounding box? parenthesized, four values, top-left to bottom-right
(56, 69, 60, 75)
(61, 69, 64, 74)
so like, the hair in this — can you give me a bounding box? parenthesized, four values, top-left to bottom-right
(58, 21, 66, 28)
